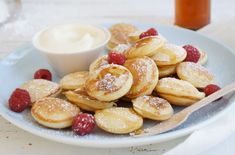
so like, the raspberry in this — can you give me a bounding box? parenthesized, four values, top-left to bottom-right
(183, 45, 200, 63)
(204, 84, 221, 96)
(8, 88, 31, 112)
(72, 113, 95, 136)
(139, 28, 158, 39)
(34, 69, 52, 81)
(108, 51, 126, 65)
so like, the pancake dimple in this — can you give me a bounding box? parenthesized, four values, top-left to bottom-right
(132, 96, 173, 121)
(176, 62, 214, 88)
(85, 64, 133, 101)
(31, 97, 80, 129)
(89, 55, 109, 72)
(95, 107, 143, 134)
(20, 79, 61, 103)
(151, 43, 186, 66)
(123, 36, 164, 59)
(155, 77, 205, 100)
(60, 71, 89, 90)
(64, 87, 115, 112)
(158, 65, 176, 78)
(124, 56, 159, 99)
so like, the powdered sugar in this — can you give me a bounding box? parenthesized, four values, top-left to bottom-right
(97, 73, 128, 92)
(130, 58, 153, 81)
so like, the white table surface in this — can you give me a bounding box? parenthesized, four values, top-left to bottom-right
(1, 0, 235, 155)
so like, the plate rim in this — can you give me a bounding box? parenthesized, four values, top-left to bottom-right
(1, 24, 235, 148)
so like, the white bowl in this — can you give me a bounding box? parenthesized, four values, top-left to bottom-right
(32, 23, 111, 77)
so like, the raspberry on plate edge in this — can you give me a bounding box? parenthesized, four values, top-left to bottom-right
(8, 88, 31, 112)
(204, 84, 221, 96)
(72, 113, 96, 136)
(183, 44, 200, 63)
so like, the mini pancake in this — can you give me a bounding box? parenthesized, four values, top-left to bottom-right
(123, 36, 164, 59)
(124, 56, 159, 99)
(127, 30, 167, 44)
(85, 64, 133, 101)
(151, 43, 186, 66)
(127, 31, 142, 43)
(155, 77, 205, 106)
(158, 93, 198, 106)
(158, 65, 176, 78)
(132, 96, 173, 121)
(60, 71, 89, 90)
(89, 55, 109, 72)
(64, 86, 115, 112)
(176, 62, 214, 88)
(107, 23, 139, 50)
(198, 48, 208, 65)
(31, 97, 80, 129)
(95, 107, 143, 134)
(20, 79, 61, 103)
(112, 44, 131, 53)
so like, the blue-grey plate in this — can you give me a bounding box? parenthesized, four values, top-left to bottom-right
(0, 24, 235, 148)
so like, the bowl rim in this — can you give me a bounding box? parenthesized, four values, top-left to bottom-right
(32, 23, 111, 55)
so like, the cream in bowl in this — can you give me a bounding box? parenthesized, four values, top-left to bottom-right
(33, 23, 111, 76)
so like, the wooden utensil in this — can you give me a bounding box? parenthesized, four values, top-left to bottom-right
(133, 82, 235, 137)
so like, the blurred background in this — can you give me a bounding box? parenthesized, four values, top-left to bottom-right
(0, 0, 234, 56)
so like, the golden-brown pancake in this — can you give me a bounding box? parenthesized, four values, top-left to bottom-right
(95, 107, 143, 134)
(176, 62, 214, 88)
(89, 55, 109, 72)
(158, 65, 176, 78)
(127, 31, 142, 43)
(85, 64, 133, 101)
(123, 36, 164, 59)
(198, 48, 208, 65)
(112, 44, 131, 53)
(155, 77, 205, 106)
(64, 86, 115, 112)
(31, 97, 80, 129)
(107, 23, 139, 50)
(20, 79, 61, 103)
(124, 56, 159, 99)
(132, 96, 173, 120)
(151, 43, 186, 66)
(60, 71, 89, 90)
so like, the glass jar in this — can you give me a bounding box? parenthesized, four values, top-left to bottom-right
(175, 0, 210, 30)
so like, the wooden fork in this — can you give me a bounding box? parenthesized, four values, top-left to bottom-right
(133, 82, 235, 137)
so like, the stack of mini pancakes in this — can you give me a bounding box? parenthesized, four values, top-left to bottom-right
(14, 23, 215, 135)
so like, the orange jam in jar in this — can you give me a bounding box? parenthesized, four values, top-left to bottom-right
(175, 0, 211, 30)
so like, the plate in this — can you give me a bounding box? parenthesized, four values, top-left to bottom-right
(1, 24, 235, 148)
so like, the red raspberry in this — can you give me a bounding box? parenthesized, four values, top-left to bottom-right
(139, 28, 158, 39)
(8, 88, 31, 112)
(108, 51, 126, 65)
(204, 84, 221, 96)
(183, 45, 200, 63)
(34, 69, 52, 81)
(72, 113, 95, 136)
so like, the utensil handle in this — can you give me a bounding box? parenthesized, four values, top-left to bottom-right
(185, 82, 235, 114)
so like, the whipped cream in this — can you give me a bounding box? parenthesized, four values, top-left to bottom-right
(37, 24, 106, 53)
